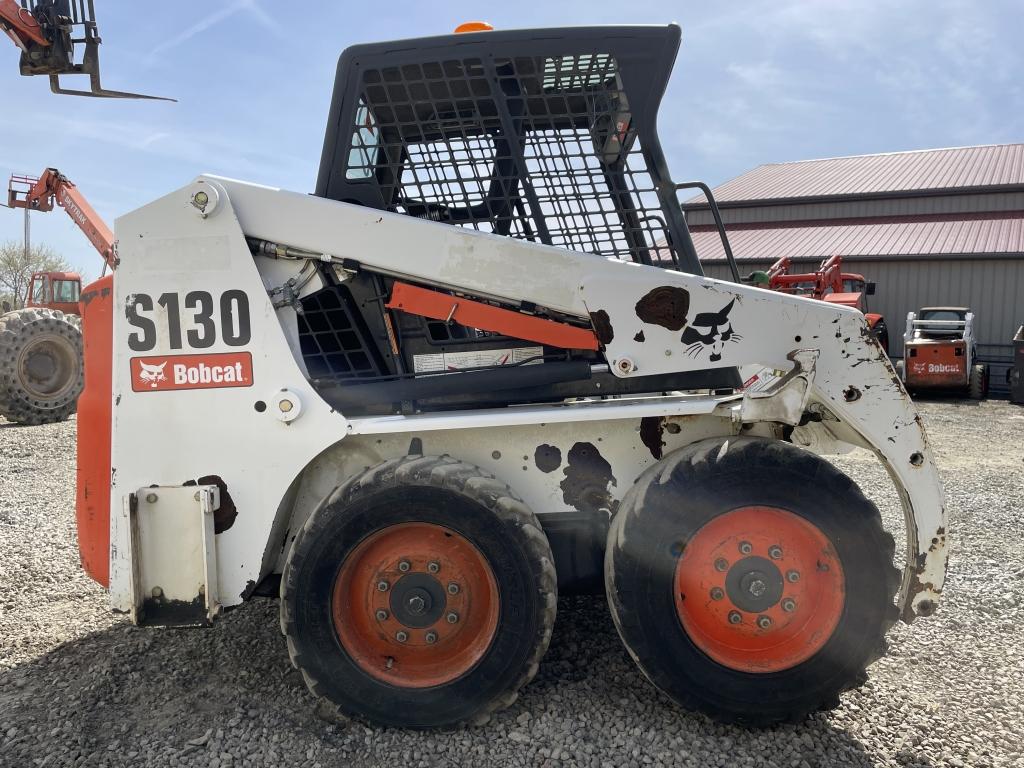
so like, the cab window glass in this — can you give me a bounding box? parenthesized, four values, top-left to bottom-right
(346, 99, 380, 180)
(53, 280, 80, 303)
(31, 277, 48, 303)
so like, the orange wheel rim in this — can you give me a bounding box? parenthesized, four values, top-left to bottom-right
(674, 506, 845, 673)
(331, 522, 499, 688)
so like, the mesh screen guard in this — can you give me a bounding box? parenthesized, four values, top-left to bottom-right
(317, 25, 702, 275)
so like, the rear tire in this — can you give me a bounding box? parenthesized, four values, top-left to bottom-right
(968, 364, 987, 400)
(0, 308, 83, 425)
(281, 455, 556, 728)
(605, 437, 899, 726)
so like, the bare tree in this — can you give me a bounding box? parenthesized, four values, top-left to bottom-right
(0, 240, 71, 310)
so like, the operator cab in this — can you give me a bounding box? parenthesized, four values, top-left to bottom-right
(294, 24, 740, 413)
(915, 307, 968, 339)
(317, 25, 699, 271)
(27, 271, 81, 311)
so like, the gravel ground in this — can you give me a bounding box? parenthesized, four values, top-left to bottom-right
(1, 400, 1022, 768)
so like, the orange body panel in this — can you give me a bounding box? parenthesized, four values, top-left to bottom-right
(75, 275, 113, 587)
(0, 0, 50, 47)
(905, 340, 968, 389)
(387, 282, 600, 351)
(48, 301, 80, 315)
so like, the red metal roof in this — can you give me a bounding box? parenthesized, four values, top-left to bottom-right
(689, 211, 1024, 262)
(684, 144, 1024, 205)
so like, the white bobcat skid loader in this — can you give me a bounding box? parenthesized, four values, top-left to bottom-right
(75, 25, 947, 729)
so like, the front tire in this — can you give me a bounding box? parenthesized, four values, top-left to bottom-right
(605, 437, 899, 726)
(281, 455, 556, 728)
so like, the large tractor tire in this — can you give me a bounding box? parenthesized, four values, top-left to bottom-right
(968, 364, 988, 400)
(0, 308, 83, 425)
(605, 437, 899, 726)
(281, 455, 557, 728)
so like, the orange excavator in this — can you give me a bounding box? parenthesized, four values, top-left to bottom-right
(1, 169, 114, 424)
(0, 0, 172, 99)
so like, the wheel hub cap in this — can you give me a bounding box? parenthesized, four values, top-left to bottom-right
(389, 575, 445, 628)
(674, 506, 846, 673)
(17, 334, 79, 401)
(726, 556, 784, 613)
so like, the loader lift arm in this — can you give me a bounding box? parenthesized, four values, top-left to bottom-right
(8, 168, 115, 269)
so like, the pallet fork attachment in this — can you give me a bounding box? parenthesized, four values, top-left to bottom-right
(1, 0, 174, 100)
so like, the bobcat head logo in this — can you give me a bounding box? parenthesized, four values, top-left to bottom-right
(681, 299, 741, 362)
(139, 361, 167, 388)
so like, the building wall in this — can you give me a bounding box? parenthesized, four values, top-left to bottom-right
(684, 191, 1024, 226)
(700, 257, 1024, 392)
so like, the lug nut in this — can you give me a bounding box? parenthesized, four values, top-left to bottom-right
(427, 561, 440, 574)
(398, 560, 411, 572)
(714, 558, 729, 572)
(425, 631, 438, 644)
(738, 541, 752, 555)
(710, 587, 724, 601)
(447, 582, 460, 595)
(446, 611, 459, 624)
(782, 598, 796, 613)
(375, 609, 389, 621)
(377, 580, 389, 592)
(728, 611, 742, 624)
(768, 545, 783, 560)
(817, 561, 830, 572)
(395, 631, 408, 643)
(786, 570, 800, 583)
(757, 615, 773, 629)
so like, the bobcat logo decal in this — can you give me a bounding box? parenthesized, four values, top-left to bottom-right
(681, 299, 742, 362)
(138, 360, 167, 388)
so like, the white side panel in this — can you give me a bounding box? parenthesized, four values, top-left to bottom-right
(110, 182, 348, 612)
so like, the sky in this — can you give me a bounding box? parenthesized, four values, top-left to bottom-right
(1, 0, 1021, 278)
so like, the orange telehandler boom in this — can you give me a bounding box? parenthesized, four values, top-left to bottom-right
(8, 168, 115, 269)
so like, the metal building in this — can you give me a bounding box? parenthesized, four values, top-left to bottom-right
(683, 144, 1024, 394)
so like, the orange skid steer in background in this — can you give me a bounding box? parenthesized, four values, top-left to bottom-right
(897, 307, 988, 398)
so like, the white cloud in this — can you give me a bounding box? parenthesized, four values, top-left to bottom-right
(144, 0, 279, 66)
(726, 61, 786, 90)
